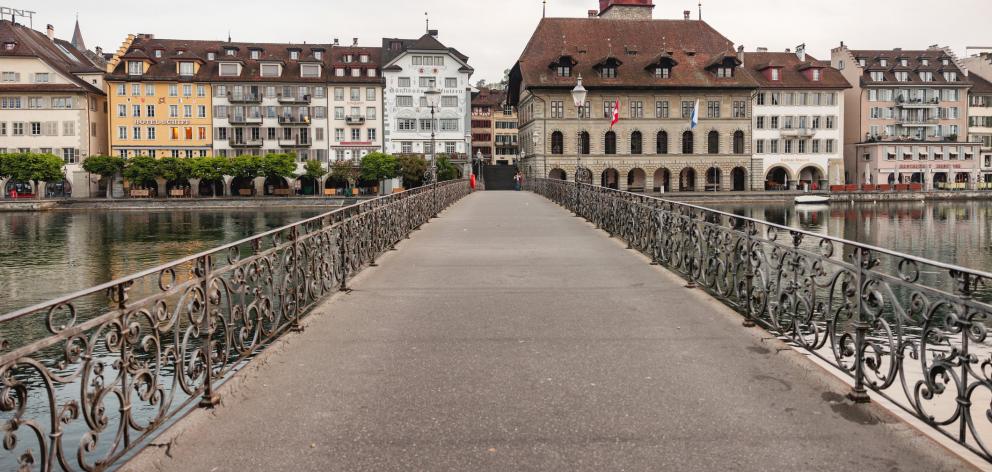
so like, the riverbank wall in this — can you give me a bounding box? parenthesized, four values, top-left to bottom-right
(651, 191, 992, 205)
(0, 197, 369, 212)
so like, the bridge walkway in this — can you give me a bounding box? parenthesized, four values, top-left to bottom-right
(127, 191, 972, 471)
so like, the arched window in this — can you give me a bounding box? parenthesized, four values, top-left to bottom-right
(733, 130, 745, 154)
(605, 131, 616, 155)
(682, 131, 694, 154)
(630, 131, 642, 155)
(708, 130, 720, 154)
(551, 131, 563, 155)
(656, 131, 668, 154)
(580, 131, 590, 155)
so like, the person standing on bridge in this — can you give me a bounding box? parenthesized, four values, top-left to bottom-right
(514, 172, 524, 191)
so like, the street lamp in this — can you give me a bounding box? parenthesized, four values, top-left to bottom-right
(571, 74, 587, 210)
(424, 86, 442, 212)
(475, 150, 484, 188)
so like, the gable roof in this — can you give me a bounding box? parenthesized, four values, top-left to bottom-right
(0, 20, 104, 94)
(970, 72, 992, 95)
(381, 34, 472, 72)
(743, 51, 850, 89)
(508, 17, 758, 104)
(847, 48, 971, 86)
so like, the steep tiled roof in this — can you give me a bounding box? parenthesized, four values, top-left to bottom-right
(970, 72, 992, 95)
(473, 88, 507, 107)
(848, 49, 971, 86)
(381, 34, 471, 69)
(743, 51, 850, 89)
(107, 36, 383, 84)
(0, 20, 104, 94)
(508, 17, 758, 104)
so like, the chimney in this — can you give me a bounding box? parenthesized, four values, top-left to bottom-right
(588, 9, 598, 17)
(785, 48, 791, 53)
(840, 41, 845, 48)
(796, 43, 806, 62)
(737, 45, 744, 65)
(756, 47, 768, 52)
(428, 29, 439, 38)
(352, 38, 358, 46)
(46, 24, 54, 41)
(333, 38, 339, 46)
(95, 46, 103, 55)
(683, 10, 690, 20)
(599, 0, 655, 19)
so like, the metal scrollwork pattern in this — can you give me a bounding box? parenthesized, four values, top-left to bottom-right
(0, 180, 470, 471)
(529, 178, 992, 463)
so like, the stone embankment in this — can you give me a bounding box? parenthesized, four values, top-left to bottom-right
(0, 197, 368, 212)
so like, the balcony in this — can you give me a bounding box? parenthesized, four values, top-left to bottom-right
(278, 115, 311, 126)
(228, 115, 263, 125)
(229, 137, 264, 147)
(228, 92, 262, 103)
(277, 94, 311, 104)
(278, 137, 311, 148)
(779, 128, 815, 137)
(895, 97, 939, 108)
(897, 118, 939, 127)
(345, 115, 366, 125)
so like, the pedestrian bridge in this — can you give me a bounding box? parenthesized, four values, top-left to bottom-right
(2, 181, 989, 471)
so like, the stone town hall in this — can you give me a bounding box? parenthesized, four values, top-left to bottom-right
(509, 0, 760, 192)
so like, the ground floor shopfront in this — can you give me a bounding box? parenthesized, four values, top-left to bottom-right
(852, 142, 988, 191)
(524, 155, 758, 193)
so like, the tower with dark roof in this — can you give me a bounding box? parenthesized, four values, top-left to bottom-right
(70, 16, 85, 51)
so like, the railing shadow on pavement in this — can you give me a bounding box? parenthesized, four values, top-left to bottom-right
(0, 180, 470, 471)
(529, 177, 992, 464)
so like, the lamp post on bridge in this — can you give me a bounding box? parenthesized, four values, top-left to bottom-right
(425, 86, 441, 213)
(572, 75, 587, 211)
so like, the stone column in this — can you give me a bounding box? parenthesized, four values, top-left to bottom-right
(155, 177, 167, 198)
(35, 181, 45, 200)
(189, 178, 201, 198)
(222, 176, 234, 197)
(253, 176, 266, 196)
(0, 177, 7, 198)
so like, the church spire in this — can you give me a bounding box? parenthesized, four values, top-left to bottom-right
(71, 14, 86, 51)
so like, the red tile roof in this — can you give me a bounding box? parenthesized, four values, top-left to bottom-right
(742, 52, 850, 89)
(0, 20, 104, 94)
(848, 49, 970, 86)
(970, 72, 992, 95)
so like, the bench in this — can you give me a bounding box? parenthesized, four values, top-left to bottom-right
(130, 189, 151, 198)
(238, 189, 254, 196)
(169, 189, 186, 198)
(273, 188, 291, 196)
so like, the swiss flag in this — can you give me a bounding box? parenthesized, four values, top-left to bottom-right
(610, 98, 620, 128)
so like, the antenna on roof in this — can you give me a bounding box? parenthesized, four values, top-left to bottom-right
(543, 0, 547, 18)
(607, 38, 613, 58)
(698, 1, 702, 20)
(227, 30, 231, 43)
(425, 12, 429, 34)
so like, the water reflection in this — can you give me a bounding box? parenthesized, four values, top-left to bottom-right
(0, 209, 323, 314)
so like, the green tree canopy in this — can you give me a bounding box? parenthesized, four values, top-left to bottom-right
(227, 155, 263, 179)
(261, 153, 297, 178)
(435, 155, 459, 182)
(0, 153, 10, 179)
(396, 154, 427, 188)
(3, 153, 64, 184)
(190, 156, 229, 182)
(82, 155, 125, 178)
(329, 159, 359, 186)
(158, 157, 193, 182)
(123, 156, 161, 185)
(303, 160, 325, 179)
(359, 152, 398, 183)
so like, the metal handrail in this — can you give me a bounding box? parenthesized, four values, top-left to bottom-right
(529, 177, 992, 462)
(0, 180, 470, 470)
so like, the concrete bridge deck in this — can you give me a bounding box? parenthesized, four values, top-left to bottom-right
(127, 191, 973, 471)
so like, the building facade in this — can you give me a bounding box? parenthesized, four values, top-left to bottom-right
(106, 35, 213, 160)
(0, 20, 108, 197)
(328, 42, 383, 161)
(382, 33, 473, 173)
(963, 52, 992, 181)
(744, 47, 850, 190)
(509, 0, 758, 193)
(832, 45, 982, 189)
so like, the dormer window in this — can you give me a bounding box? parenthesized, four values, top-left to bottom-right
(870, 71, 885, 81)
(921, 58, 929, 66)
(551, 55, 576, 78)
(654, 66, 670, 78)
(179, 61, 195, 76)
(920, 71, 934, 82)
(127, 61, 143, 76)
(225, 48, 236, 56)
(335, 68, 345, 77)
(154, 49, 163, 58)
(250, 49, 261, 60)
(601, 66, 617, 78)
(351, 68, 360, 77)
(360, 54, 369, 63)
(770, 68, 780, 81)
(290, 50, 300, 60)
(301, 64, 321, 78)
(900, 58, 908, 67)
(716, 67, 733, 78)
(344, 54, 353, 63)
(314, 51, 323, 60)
(943, 71, 958, 82)
(260, 63, 280, 77)
(942, 58, 950, 66)
(367, 69, 376, 77)
(596, 57, 621, 79)
(879, 59, 887, 67)
(558, 65, 571, 77)
(3, 42, 14, 50)
(895, 71, 909, 82)
(219, 62, 240, 76)
(811, 69, 821, 81)
(207, 52, 216, 60)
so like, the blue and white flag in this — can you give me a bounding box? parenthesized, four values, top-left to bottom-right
(690, 99, 699, 130)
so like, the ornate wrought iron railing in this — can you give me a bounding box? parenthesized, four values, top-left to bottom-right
(0, 180, 470, 471)
(530, 178, 992, 462)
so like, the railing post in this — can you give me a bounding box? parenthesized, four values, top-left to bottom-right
(198, 254, 220, 408)
(289, 226, 304, 333)
(849, 247, 871, 403)
(684, 210, 699, 289)
(742, 221, 756, 327)
(338, 223, 350, 292)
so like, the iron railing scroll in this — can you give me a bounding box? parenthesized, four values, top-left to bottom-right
(0, 180, 469, 471)
(529, 177, 992, 463)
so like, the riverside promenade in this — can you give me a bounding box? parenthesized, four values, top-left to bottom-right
(126, 191, 973, 471)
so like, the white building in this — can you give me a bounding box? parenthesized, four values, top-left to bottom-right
(0, 20, 108, 198)
(328, 41, 383, 161)
(744, 47, 850, 190)
(382, 32, 473, 171)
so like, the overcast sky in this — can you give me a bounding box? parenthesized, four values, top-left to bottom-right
(33, 0, 992, 83)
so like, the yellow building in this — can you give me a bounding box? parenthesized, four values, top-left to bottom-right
(106, 35, 212, 158)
